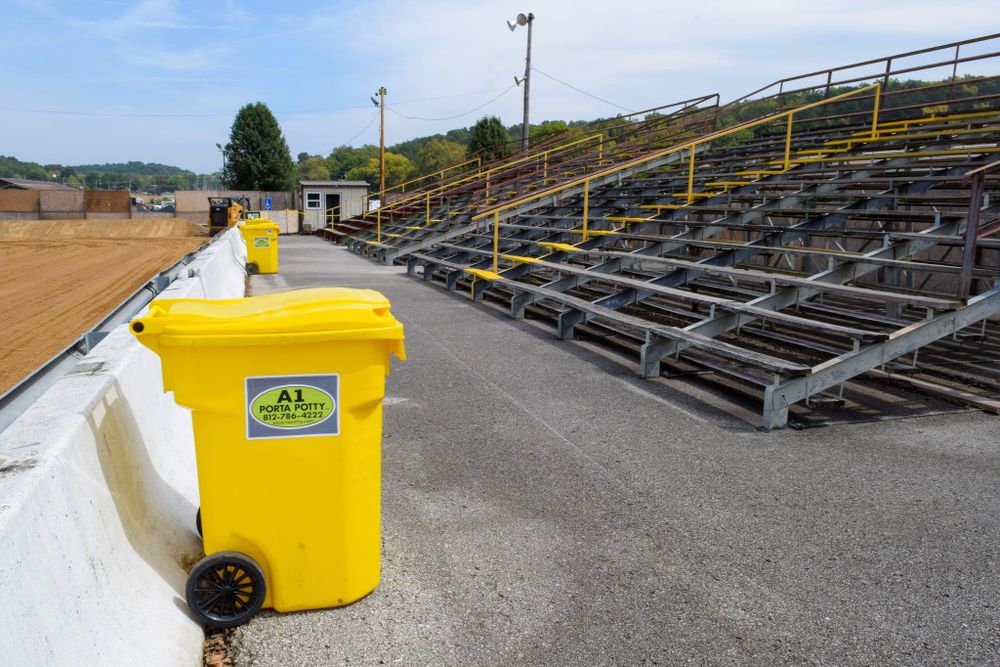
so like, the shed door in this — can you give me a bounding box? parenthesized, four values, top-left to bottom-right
(325, 193, 341, 224)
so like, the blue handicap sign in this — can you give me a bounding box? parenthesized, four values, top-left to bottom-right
(264, 197, 272, 211)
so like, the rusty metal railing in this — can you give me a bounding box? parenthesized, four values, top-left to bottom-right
(959, 159, 1000, 303)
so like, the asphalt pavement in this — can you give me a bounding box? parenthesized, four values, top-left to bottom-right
(233, 236, 1000, 666)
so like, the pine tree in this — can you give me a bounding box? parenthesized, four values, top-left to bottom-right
(467, 116, 510, 161)
(222, 103, 296, 190)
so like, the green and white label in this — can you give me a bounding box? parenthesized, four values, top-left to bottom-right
(254, 237, 270, 248)
(246, 374, 340, 439)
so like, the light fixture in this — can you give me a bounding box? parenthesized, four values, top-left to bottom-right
(507, 13, 528, 31)
(506, 12, 534, 151)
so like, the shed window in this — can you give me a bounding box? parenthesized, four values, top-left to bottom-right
(305, 192, 321, 209)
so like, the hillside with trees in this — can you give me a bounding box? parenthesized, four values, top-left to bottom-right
(4, 75, 992, 193)
(0, 155, 216, 192)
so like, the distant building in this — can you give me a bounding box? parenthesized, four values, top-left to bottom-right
(0, 178, 78, 191)
(298, 180, 369, 231)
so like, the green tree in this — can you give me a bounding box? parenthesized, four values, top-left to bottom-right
(415, 138, 466, 174)
(345, 152, 416, 189)
(299, 156, 330, 180)
(327, 145, 379, 179)
(467, 116, 510, 161)
(530, 120, 582, 145)
(222, 102, 296, 190)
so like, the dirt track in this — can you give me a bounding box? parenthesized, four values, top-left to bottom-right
(0, 219, 208, 393)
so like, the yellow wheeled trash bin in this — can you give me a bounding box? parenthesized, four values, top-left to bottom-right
(239, 220, 280, 274)
(130, 287, 405, 628)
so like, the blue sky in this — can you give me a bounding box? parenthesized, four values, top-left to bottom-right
(0, 0, 993, 172)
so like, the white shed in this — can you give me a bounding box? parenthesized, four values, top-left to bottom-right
(298, 180, 369, 231)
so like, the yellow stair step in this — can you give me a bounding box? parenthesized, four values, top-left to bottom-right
(464, 268, 503, 281)
(607, 216, 656, 223)
(537, 241, 581, 253)
(502, 254, 542, 264)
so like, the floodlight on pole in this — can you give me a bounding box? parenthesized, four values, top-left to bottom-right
(507, 12, 534, 152)
(215, 142, 225, 185)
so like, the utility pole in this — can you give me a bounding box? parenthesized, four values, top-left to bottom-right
(508, 12, 534, 153)
(378, 86, 386, 212)
(372, 86, 387, 243)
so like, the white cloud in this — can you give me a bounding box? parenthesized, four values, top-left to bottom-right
(1, 0, 995, 170)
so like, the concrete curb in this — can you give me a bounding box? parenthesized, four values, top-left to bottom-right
(0, 228, 247, 666)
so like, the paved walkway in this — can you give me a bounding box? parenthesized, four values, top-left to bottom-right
(233, 236, 1000, 666)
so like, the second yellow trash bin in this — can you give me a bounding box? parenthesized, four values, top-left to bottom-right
(130, 287, 405, 628)
(239, 220, 280, 274)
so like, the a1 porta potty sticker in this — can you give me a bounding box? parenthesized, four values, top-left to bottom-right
(245, 374, 340, 440)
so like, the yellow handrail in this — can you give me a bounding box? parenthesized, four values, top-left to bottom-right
(390, 156, 483, 195)
(472, 83, 882, 268)
(363, 131, 606, 222)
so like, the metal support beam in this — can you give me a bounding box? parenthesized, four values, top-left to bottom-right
(507, 158, 916, 316)
(761, 286, 1000, 430)
(958, 160, 1000, 302)
(559, 165, 965, 353)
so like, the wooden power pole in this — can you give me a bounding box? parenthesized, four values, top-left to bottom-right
(376, 86, 386, 243)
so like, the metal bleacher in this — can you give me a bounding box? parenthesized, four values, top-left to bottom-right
(342, 34, 1000, 429)
(333, 94, 722, 254)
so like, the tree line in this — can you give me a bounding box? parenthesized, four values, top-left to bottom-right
(5, 76, 992, 194)
(0, 155, 219, 192)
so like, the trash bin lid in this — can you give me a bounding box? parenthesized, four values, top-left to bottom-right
(239, 220, 279, 233)
(131, 288, 405, 356)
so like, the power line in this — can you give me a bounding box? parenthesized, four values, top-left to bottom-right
(530, 66, 635, 113)
(0, 86, 518, 119)
(387, 85, 517, 122)
(0, 106, 232, 118)
(337, 110, 379, 147)
(393, 86, 513, 106)
(307, 110, 379, 156)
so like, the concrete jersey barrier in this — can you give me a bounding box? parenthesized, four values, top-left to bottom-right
(0, 228, 247, 666)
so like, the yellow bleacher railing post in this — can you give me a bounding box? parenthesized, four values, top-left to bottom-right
(377, 206, 381, 244)
(783, 113, 794, 170)
(425, 191, 431, 226)
(469, 83, 882, 234)
(492, 210, 500, 273)
(871, 82, 882, 139)
(598, 137, 604, 162)
(582, 178, 590, 241)
(544, 152, 549, 180)
(687, 145, 696, 204)
(370, 133, 603, 222)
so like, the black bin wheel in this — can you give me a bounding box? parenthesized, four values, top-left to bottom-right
(246, 262, 259, 275)
(186, 551, 266, 628)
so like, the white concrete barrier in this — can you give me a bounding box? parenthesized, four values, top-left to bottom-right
(0, 228, 247, 666)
